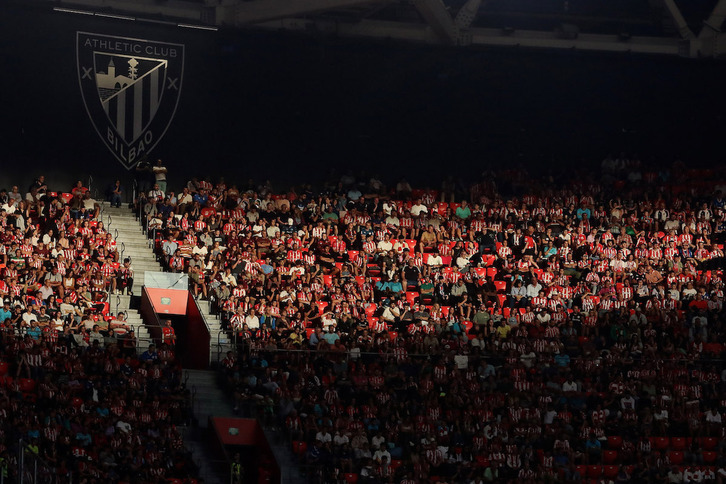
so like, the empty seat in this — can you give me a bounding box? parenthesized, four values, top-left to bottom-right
(607, 436, 623, 449)
(602, 465, 619, 478)
(652, 437, 669, 450)
(602, 450, 618, 464)
(702, 451, 717, 464)
(667, 451, 684, 465)
(670, 437, 688, 450)
(700, 437, 718, 450)
(587, 465, 602, 478)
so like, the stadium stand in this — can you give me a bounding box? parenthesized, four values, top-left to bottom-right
(129, 156, 726, 483)
(4, 154, 726, 483)
(0, 179, 198, 482)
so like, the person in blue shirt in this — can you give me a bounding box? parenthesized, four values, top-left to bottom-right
(322, 331, 340, 345)
(554, 352, 571, 367)
(0, 302, 11, 323)
(576, 204, 592, 220)
(26, 321, 42, 341)
(140, 344, 158, 362)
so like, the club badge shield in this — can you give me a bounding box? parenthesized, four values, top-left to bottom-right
(77, 32, 184, 169)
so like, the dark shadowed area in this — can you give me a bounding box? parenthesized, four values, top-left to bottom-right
(1, 2, 725, 195)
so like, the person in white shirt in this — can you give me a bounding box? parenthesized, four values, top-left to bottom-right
(321, 312, 337, 332)
(373, 447, 391, 463)
(152, 159, 168, 193)
(333, 431, 349, 447)
(245, 309, 260, 329)
(562, 378, 578, 393)
(683, 467, 703, 483)
(384, 213, 400, 227)
(382, 201, 395, 216)
(526, 280, 542, 298)
(377, 235, 393, 253)
(410, 200, 428, 217)
(427, 252, 443, 267)
(315, 429, 332, 443)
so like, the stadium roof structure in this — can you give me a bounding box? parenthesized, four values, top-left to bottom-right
(48, 0, 726, 58)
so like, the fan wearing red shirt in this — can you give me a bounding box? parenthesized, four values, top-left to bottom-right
(162, 320, 177, 346)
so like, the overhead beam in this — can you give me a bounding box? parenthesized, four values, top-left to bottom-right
(661, 0, 695, 39)
(255, 18, 682, 55)
(56, 0, 209, 22)
(702, 0, 726, 35)
(454, 0, 482, 30)
(221, 0, 388, 25)
(411, 0, 457, 44)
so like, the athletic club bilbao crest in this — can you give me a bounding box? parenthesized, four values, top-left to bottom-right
(77, 32, 184, 169)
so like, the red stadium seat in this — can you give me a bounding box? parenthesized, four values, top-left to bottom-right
(316, 301, 329, 314)
(587, 466, 602, 478)
(0, 361, 8, 376)
(602, 465, 619, 478)
(365, 304, 377, 316)
(700, 438, 718, 450)
(602, 450, 618, 464)
(343, 473, 358, 484)
(670, 437, 687, 451)
(652, 437, 669, 450)
(292, 441, 307, 455)
(667, 451, 684, 465)
(493, 281, 507, 292)
(606, 436, 623, 450)
(702, 451, 717, 464)
(19, 378, 36, 393)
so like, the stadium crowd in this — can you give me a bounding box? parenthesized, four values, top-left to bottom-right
(0, 178, 198, 482)
(136, 156, 726, 484)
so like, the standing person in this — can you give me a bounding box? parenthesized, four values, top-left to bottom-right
(116, 258, 134, 295)
(231, 453, 244, 483)
(162, 320, 176, 346)
(153, 159, 168, 194)
(135, 158, 153, 196)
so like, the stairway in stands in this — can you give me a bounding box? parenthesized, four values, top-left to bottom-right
(103, 204, 303, 482)
(101, 203, 164, 351)
(184, 369, 306, 484)
(101, 203, 226, 355)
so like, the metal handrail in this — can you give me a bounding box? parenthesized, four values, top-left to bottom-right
(115, 294, 121, 316)
(138, 200, 145, 231)
(120, 241, 126, 261)
(17, 438, 56, 484)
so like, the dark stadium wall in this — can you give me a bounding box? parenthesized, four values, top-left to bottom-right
(2, 2, 726, 196)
